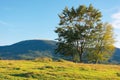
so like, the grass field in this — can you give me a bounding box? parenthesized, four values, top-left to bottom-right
(0, 60, 120, 80)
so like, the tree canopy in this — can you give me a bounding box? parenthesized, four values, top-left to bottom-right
(55, 4, 115, 63)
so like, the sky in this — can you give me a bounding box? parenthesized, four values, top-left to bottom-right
(0, 0, 120, 48)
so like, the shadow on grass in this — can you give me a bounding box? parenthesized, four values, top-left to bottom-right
(11, 72, 40, 78)
(10, 72, 57, 79)
(116, 72, 120, 77)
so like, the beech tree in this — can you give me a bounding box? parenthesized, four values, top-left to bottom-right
(55, 4, 115, 63)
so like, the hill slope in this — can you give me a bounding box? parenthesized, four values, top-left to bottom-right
(0, 40, 57, 59)
(110, 48, 120, 64)
(0, 39, 120, 64)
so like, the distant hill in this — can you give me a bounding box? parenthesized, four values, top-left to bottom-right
(0, 40, 57, 59)
(109, 48, 120, 64)
(0, 39, 120, 64)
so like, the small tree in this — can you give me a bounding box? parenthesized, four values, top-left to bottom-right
(94, 23, 115, 63)
(82, 23, 115, 63)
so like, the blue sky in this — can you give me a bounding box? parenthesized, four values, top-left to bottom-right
(0, 0, 120, 48)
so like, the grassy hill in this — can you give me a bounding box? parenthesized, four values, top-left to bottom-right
(0, 60, 120, 80)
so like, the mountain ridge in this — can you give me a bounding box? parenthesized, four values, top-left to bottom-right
(0, 39, 119, 64)
(0, 39, 57, 59)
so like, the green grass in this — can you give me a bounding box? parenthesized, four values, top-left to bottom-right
(0, 60, 120, 80)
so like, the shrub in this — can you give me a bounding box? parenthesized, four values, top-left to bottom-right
(57, 59, 66, 62)
(0, 57, 2, 60)
(34, 57, 53, 62)
(13, 68, 20, 70)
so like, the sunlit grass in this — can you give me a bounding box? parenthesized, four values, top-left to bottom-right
(0, 60, 120, 80)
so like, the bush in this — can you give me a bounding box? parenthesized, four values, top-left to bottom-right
(13, 68, 20, 70)
(57, 59, 67, 62)
(0, 57, 2, 60)
(34, 57, 53, 62)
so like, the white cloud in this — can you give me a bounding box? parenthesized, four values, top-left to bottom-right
(114, 40, 120, 48)
(112, 12, 120, 19)
(114, 32, 120, 48)
(111, 12, 120, 29)
(112, 20, 120, 29)
(111, 12, 120, 48)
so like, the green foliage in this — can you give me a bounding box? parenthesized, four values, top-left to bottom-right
(55, 4, 115, 63)
(19, 51, 53, 60)
(86, 23, 115, 63)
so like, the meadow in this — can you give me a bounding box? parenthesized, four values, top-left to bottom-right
(0, 60, 120, 80)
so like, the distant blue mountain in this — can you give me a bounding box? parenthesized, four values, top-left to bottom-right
(0, 40, 57, 59)
(109, 48, 120, 64)
(0, 39, 119, 64)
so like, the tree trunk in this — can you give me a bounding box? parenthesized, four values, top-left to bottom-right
(95, 59, 99, 64)
(79, 53, 82, 62)
(79, 45, 83, 63)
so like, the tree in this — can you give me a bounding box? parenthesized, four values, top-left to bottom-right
(86, 23, 115, 63)
(55, 4, 115, 63)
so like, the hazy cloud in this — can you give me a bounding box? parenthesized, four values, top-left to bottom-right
(111, 12, 120, 29)
(0, 20, 14, 28)
(112, 12, 120, 19)
(0, 20, 8, 26)
(115, 39, 120, 48)
(102, 7, 120, 13)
